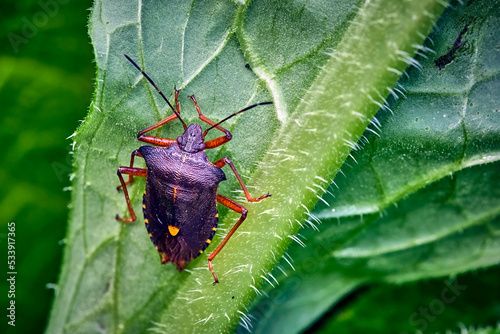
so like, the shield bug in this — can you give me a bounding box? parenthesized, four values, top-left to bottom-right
(116, 54, 271, 284)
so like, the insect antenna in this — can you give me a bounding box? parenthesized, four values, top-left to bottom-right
(124, 54, 188, 130)
(203, 101, 273, 136)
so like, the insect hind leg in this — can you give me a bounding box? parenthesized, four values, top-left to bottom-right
(207, 194, 248, 284)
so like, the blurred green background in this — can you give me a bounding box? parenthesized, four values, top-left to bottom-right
(1, 0, 93, 333)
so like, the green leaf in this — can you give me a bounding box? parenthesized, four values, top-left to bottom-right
(466, 327, 500, 334)
(313, 266, 500, 334)
(243, 1, 500, 333)
(47, 0, 448, 333)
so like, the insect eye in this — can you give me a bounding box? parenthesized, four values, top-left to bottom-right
(198, 143, 206, 150)
(177, 136, 183, 144)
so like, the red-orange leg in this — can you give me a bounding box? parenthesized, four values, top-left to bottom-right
(174, 88, 181, 115)
(213, 157, 271, 202)
(188, 95, 233, 149)
(208, 194, 248, 284)
(137, 89, 183, 147)
(116, 167, 147, 223)
(117, 150, 143, 191)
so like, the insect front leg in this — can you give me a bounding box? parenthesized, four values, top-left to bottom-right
(189, 95, 233, 149)
(116, 166, 147, 223)
(208, 195, 249, 284)
(136, 89, 182, 147)
(213, 157, 271, 202)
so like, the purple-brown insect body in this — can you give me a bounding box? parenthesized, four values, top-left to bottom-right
(139, 129, 226, 270)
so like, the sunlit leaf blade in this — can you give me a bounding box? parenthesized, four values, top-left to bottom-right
(46, 0, 447, 333)
(244, 1, 500, 333)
